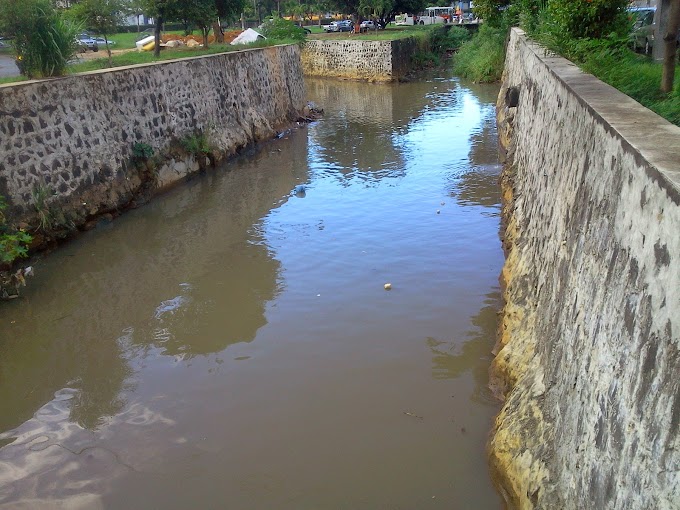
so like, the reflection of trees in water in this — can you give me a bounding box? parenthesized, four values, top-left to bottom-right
(0, 132, 308, 432)
(447, 100, 501, 209)
(307, 81, 404, 179)
(305, 78, 447, 183)
(426, 291, 501, 404)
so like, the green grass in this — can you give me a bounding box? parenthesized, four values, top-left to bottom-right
(578, 48, 680, 126)
(308, 25, 431, 41)
(453, 24, 506, 82)
(64, 39, 281, 74)
(0, 76, 27, 85)
(303, 25, 325, 34)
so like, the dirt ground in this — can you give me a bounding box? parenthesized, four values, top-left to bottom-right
(75, 48, 134, 61)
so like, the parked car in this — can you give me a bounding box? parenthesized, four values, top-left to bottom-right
(324, 20, 352, 32)
(629, 7, 680, 55)
(359, 20, 380, 30)
(93, 37, 114, 46)
(76, 33, 99, 52)
(629, 7, 656, 54)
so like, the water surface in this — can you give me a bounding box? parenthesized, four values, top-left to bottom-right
(0, 73, 503, 509)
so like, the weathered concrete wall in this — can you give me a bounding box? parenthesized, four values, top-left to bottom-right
(0, 44, 305, 225)
(301, 38, 416, 81)
(491, 28, 680, 509)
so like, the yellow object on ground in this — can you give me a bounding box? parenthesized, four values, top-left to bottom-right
(142, 41, 155, 51)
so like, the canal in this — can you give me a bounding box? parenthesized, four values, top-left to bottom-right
(0, 73, 503, 508)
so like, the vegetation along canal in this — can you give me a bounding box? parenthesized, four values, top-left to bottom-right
(0, 72, 503, 508)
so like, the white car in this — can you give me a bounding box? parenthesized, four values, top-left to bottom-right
(93, 37, 115, 46)
(359, 20, 380, 30)
(76, 33, 99, 52)
(324, 20, 353, 32)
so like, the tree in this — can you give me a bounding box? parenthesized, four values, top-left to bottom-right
(177, 0, 217, 48)
(0, 0, 79, 78)
(70, 0, 128, 67)
(216, 0, 247, 21)
(660, 0, 680, 93)
(356, 0, 425, 27)
(143, 0, 181, 56)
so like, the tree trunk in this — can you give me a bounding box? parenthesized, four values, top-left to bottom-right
(213, 21, 224, 43)
(105, 35, 112, 67)
(202, 27, 209, 49)
(661, 0, 680, 92)
(154, 16, 163, 58)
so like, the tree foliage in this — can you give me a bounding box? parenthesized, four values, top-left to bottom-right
(258, 15, 306, 42)
(176, 0, 217, 47)
(70, 0, 128, 65)
(215, 0, 246, 22)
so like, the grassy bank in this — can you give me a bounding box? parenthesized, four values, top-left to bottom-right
(453, 24, 506, 82)
(66, 40, 277, 73)
(453, 25, 680, 126)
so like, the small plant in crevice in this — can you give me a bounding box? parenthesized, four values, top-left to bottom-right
(132, 142, 155, 163)
(32, 182, 55, 231)
(31, 182, 76, 234)
(180, 132, 212, 157)
(0, 196, 32, 266)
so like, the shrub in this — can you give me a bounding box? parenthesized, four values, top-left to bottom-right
(412, 26, 471, 69)
(0, 0, 80, 78)
(453, 23, 507, 82)
(0, 197, 31, 265)
(132, 142, 155, 162)
(257, 16, 306, 44)
(543, 0, 630, 42)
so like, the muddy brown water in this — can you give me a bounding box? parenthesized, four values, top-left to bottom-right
(0, 73, 503, 509)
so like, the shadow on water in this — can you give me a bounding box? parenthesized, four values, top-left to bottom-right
(427, 291, 502, 403)
(0, 133, 310, 435)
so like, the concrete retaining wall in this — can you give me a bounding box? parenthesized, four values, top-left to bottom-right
(492, 28, 680, 509)
(301, 38, 417, 81)
(0, 44, 305, 226)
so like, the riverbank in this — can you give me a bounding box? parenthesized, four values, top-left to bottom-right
(0, 44, 306, 255)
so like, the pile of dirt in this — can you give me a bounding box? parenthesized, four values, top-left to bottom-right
(161, 30, 244, 45)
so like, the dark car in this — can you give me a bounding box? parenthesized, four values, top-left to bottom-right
(324, 20, 353, 32)
(629, 7, 656, 54)
(629, 7, 680, 55)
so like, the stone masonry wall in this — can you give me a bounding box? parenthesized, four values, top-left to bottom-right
(491, 29, 680, 509)
(301, 38, 416, 82)
(0, 44, 305, 225)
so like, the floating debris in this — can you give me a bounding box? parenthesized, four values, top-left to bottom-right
(384, 283, 392, 290)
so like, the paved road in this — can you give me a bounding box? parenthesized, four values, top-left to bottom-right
(0, 54, 20, 78)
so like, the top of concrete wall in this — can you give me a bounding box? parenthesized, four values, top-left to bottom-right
(510, 28, 680, 202)
(0, 44, 296, 91)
